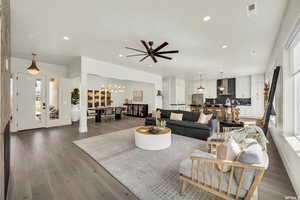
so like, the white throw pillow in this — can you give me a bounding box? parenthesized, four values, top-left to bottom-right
(170, 112, 183, 121)
(197, 112, 213, 124)
(217, 137, 242, 172)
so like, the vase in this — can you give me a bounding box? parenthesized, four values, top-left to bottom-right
(71, 104, 80, 122)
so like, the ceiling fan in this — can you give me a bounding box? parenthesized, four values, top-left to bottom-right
(125, 40, 179, 63)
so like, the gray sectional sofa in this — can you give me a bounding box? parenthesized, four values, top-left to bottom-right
(145, 109, 216, 141)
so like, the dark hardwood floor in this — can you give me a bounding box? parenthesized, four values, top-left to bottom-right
(7, 117, 296, 200)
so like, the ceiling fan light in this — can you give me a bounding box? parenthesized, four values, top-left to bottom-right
(26, 54, 40, 75)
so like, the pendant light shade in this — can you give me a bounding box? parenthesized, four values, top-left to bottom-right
(218, 86, 225, 91)
(197, 86, 205, 93)
(218, 72, 225, 91)
(197, 74, 205, 93)
(27, 53, 40, 75)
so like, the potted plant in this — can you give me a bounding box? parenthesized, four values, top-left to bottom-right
(71, 88, 80, 122)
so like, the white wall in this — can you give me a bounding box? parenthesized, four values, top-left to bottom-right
(265, 0, 300, 196)
(236, 76, 251, 98)
(11, 57, 72, 132)
(68, 57, 81, 78)
(81, 56, 162, 108)
(73, 72, 157, 110)
(79, 56, 163, 132)
(125, 81, 156, 112)
(83, 74, 155, 110)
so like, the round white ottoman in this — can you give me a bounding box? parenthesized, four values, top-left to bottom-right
(135, 126, 171, 150)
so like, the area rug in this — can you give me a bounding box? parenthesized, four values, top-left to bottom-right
(73, 128, 220, 200)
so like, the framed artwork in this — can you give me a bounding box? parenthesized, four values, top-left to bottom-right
(133, 90, 143, 102)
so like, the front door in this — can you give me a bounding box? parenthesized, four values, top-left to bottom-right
(16, 73, 47, 130)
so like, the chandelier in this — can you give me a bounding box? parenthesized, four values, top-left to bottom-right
(100, 85, 126, 93)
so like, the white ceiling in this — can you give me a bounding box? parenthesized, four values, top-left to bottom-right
(11, 0, 287, 80)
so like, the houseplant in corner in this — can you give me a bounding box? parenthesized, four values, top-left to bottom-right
(71, 88, 80, 122)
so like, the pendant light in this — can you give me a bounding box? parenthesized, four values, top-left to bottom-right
(197, 74, 205, 93)
(27, 53, 40, 75)
(218, 72, 225, 91)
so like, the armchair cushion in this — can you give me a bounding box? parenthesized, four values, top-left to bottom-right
(234, 139, 264, 191)
(179, 150, 247, 198)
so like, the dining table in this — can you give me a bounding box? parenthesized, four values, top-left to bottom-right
(94, 106, 126, 123)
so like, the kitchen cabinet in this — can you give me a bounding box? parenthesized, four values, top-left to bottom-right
(236, 76, 251, 98)
(204, 80, 217, 98)
(238, 74, 264, 118)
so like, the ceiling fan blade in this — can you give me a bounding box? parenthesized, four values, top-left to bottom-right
(156, 50, 179, 54)
(125, 47, 147, 53)
(139, 55, 149, 62)
(155, 54, 172, 60)
(141, 40, 151, 53)
(150, 54, 157, 63)
(153, 42, 168, 53)
(126, 53, 147, 57)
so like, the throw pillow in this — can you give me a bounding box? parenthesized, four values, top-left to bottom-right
(234, 139, 264, 191)
(170, 112, 183, 121)
(197, 112, 213, 124)
(217, 137, 241, 172)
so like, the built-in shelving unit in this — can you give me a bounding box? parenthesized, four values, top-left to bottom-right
(100, 90, 106, 106)
(106, 91, 112, 106)
(88, 89, 114, 108)
(94, 90, 100, 107)
(88, 90, 94, 108)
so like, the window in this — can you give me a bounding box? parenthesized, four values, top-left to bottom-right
(49, 78, 59, 120)
(35, 79, 42, 121)
(292, 41, 300, 139)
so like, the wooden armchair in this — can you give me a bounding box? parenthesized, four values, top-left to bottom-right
(179, 141, 268, 200)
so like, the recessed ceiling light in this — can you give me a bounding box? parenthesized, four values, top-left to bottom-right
(203, 16, 211, 22)
(119, 54, 123, 57)
(222, 45, 228, 49)
(63, 36, 70, 40)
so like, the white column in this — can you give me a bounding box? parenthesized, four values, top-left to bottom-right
(79, 72, 88, 133)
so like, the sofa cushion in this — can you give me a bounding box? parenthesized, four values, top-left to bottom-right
(197, 112, 213, 124)
(159, 109, 172, 118)
(170, 112, 183, 121)
(167, 120, 210, 130)
(158, 109, 185, 119)
(182, 111, 200, 122)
